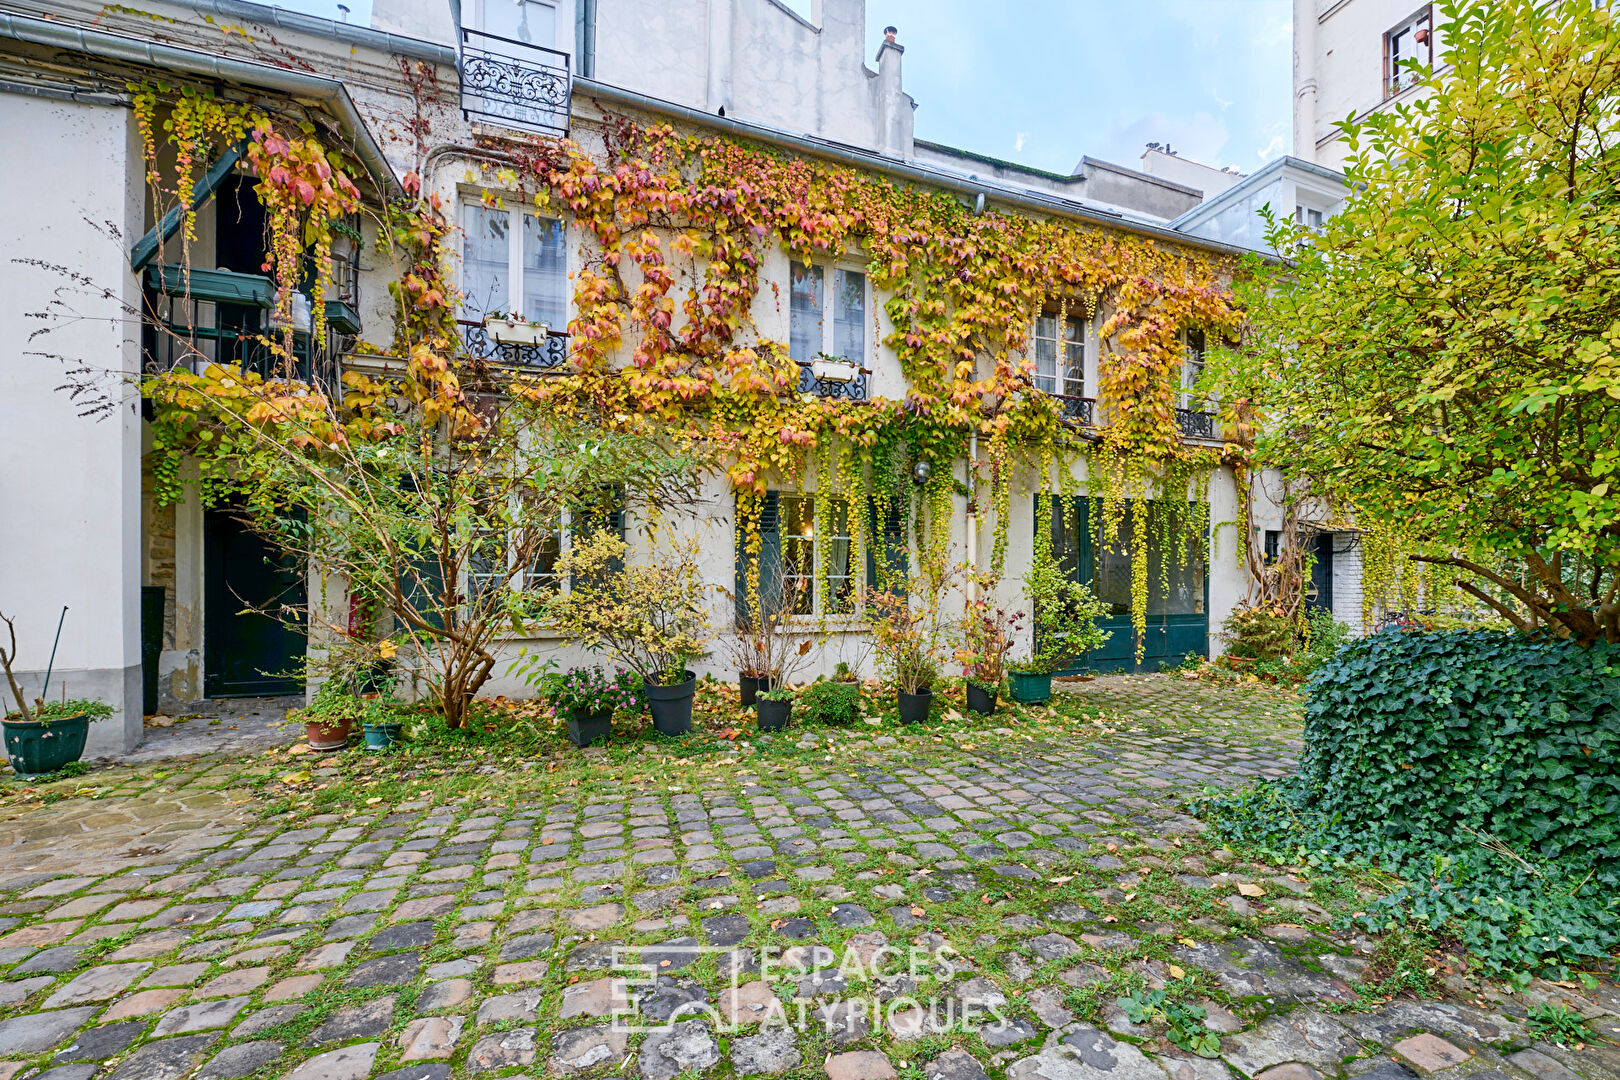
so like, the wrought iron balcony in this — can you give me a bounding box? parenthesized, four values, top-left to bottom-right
(459, 28, 570, 137)
(1176, 407, 1218, 440)
(796, 361, 869, 401)
(1048, 392, 1096, 425)
(459, 319, 569, 369)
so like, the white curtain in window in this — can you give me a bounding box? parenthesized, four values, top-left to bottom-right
(789, 263, 824, 365)
(832, 269, 865, 365)
(483, 0, 557, 48)
(462, 205, 510, 319)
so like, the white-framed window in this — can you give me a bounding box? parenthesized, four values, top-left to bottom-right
(778, 494, 857, 617)
(471, 0, 558, 48)
(1385, 6, 1433, 97)
(789, 262, 867, 367)
(1295, 205, 1325, 231)
(1181, 329, 1208, 411)
(1031, 312, 1086, 398)
(460, 202, 568, 330)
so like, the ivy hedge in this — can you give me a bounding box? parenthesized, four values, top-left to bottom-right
(1197, 629, 1620, 980)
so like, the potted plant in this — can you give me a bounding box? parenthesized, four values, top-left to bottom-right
(0, 613, 111, 778)
(483, 311, 548, 346)
(756, 685, 794, 732)
(811, 351, 860, 384)
(547, 665, 640, 747)
(956, 573, 1023, 716)
(864, 573, 954, 725)
(832, 661, 858, 685)
(797, 677, 861, 726)
(724, 570, 816, 707)
(359, 696, 413, 751)
(293, 680, 362, 750)
(1008, 544, 1111, 704)
(545, 533, 715, 737)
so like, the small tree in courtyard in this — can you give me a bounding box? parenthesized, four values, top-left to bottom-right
(1217, 0, 1620, 642)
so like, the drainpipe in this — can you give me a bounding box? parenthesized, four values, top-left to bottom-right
(1293, 0, 1317, 162)
(966, 430, 979, 602)
(575, 0, 596, 79)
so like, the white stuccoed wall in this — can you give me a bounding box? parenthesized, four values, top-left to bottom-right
(0, 95, 146, 755)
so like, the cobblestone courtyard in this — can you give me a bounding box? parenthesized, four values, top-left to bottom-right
(0, 677, 1613, 1080)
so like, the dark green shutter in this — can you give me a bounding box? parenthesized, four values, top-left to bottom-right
(734, 491, 781, 625)
(865, 495, 909, 594)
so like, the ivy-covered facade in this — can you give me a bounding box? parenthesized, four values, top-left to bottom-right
(0, 0, 1333, 736)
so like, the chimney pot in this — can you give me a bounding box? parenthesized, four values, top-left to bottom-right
(884, 25, 897, 41)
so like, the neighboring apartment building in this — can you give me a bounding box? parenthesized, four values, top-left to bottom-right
(1294, 0, 1440, 168)
(0, 0, 1334, 754)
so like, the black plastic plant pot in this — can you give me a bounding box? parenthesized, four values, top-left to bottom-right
(644, 670, 697, 736)
(738, 672, 778, 708)
(757, 698, 792, 732)
(2, 715, 90, 778)
(897, 687, 933, 725)
(966, 683, 998, 716)
(566, 709, 612, 748)
(1008, 671, 1052, 704)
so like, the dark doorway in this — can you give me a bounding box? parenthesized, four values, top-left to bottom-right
(204, 508, 305, 697)
(1308, 532, 1335, 614)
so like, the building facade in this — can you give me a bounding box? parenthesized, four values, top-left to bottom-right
(1294, 0, 1441, 168)
(0, 0, 1327, 753)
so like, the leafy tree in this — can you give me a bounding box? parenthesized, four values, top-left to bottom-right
(1218, 0, 1620, 642)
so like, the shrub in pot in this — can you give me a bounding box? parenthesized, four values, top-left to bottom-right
(540, 664, 640, 747)
(756, 686, 794, 732)
(956, 574, 1023, 716)
(544, 533, 714, 737)
(292, 680, 362, 750)
(0, 612, 112, 777)
(359, 696, 411, 751)
(1008, 544, 1110, 704)
(865, 572, 954, 725)
(724, 563, 817, 707)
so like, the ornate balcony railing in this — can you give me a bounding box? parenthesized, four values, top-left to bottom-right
(796, 361, 869, 401)
(459, 28, 570, 137)
(1176, 407, 1218, 440)
(459, 319, 570, 369)
(1048, 392, 1096, 425)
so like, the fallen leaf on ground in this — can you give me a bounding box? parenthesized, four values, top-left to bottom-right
(1236, 882, 1266, 898)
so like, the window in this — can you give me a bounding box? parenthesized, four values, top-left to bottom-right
(1263, 529, 1283, 563)
(789, 262, 867, 367)
(1385, 6, 1433, 97)
(460, 203, 568, 330)
(473, 0, 557, 47)
(1091, 503, 1206, 617)
(1181, 329, 1207, 411)
(1295, 205, 1324, 230)
(1031, 313, 1086, 398)
(778, 494, 856, 616)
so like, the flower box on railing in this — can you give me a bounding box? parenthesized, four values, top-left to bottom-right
(811, 357, 861, 383)
(484, 316, 549, 346)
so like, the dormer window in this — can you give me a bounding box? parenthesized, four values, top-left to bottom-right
(475, 0, 558, 48)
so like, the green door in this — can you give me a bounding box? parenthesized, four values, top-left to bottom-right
(204, 508, 305, 697)
(1045, 496, 1208, 674)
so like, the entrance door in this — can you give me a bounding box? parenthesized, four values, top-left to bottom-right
(1046, 497, 1209, 673)
(1307, 533, 1334, 614)
(204, 509, 305, 696)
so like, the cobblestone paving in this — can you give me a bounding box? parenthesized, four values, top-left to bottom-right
(0, 677, 1613, 1080)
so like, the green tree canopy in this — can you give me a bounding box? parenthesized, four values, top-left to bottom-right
(1221, 0, 1620, 642)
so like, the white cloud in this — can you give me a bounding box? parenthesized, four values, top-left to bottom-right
(1256, 133, 1286, 161)
(1015, 131, 1029, 153)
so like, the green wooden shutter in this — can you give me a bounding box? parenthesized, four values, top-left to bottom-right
(734, 491, 781, 625)
(865, 495, 909, 594)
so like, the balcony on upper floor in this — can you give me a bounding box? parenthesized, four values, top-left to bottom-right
(796, 357, 870, 402)
(1175, 406, 1219, 441)
(459, 27, 571, 138)
(459, 318, 570, 369)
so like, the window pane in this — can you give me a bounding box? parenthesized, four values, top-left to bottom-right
(824, 498, 854, 614)
(1032, 315, 1058, 394)
(461, 204, 510, 318)
(484, 0, 556, 48)
(789, 263, 823, 366)
(1182, 329, 1207, 409)
(1092, 510, 1134, 617)
(1062, 315, 1085, 397)
(832, 269, 865, 365)
(1092, 503, 1206, 617)
(779, 495, 815, 615)
(521, 215, 568, 331)
(524, 523, 564, 594)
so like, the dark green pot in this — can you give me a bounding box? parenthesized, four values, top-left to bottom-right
(3, 715, 91, 778)
(362, 723, 402, 751)
(566, 709, 612, 748)
(1008, 671, 1052, 704)
(644, 671, 696, 736)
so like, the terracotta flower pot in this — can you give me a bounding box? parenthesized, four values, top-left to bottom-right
(305, 716, 352, 751)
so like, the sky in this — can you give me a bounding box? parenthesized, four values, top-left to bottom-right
(271, 0, 1293, 175)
